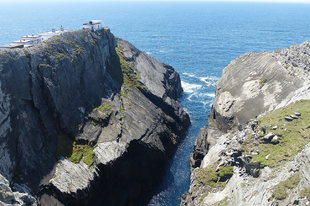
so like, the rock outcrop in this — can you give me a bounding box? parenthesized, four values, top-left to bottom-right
(183, 41, 310, 206)
(0, 28, 190, 205)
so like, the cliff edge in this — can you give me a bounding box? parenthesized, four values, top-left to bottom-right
(0, 28, 190, 205)
(183, 41, 310, 206)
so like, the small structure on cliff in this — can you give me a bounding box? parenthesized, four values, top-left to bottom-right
(21, 34, 42, 44)
(0, 26, 69, 49)
(0, 21, 106, 49)
(39, 26, 69, 41)
(83, 20, 104, 31)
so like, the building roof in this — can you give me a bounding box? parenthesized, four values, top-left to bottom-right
(24, 45, 34, 48)
(0, 44, 24, 49)
(38, 30, 69, 36)
(83, 20, 103, 25)
(21, 35, 41, 38)
(13, 39, 34, 44)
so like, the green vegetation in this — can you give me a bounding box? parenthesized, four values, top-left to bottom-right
(259, 78, 267, 87)
(75, 45, 84, 56)
(196, 164, 233, 190)
(199, 193, 209, 203)
(211, 197, 230, 206)
(56, 133, 95, 167)
(272, 173, 300, 200)
(23, 50, 31, 63)
(119, 106, 125, 119)
(108, 44, 142, 94)
(274, 49, 282, 53)
(92, 102, 112, 113)
(243, 100, 310, 168)
(45, 38, 85, 61)
(300, 187, 310, 198)
(218, 165, 234, 177)
(285, 64, 290, 69)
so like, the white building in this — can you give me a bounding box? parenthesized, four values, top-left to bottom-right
(21, 35, 42, 44)
(0, 44, 24, 50)
(13, 39, 35, 46)
(83, 20, 104, 31)
(38, 26, 69, 41)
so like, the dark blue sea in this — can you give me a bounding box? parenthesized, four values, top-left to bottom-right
(1, 1, 310, 205)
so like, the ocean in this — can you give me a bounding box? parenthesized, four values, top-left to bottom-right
(1, 1, 310, 205)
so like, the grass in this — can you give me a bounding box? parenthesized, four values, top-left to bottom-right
(108, 43, 142, 94)
(45, 37, 84, 61)
(23, 50, 31, 63)
(196, 164, 233, 190)
(56, 133, 95, 167)
(92, 102, 112, 113)
(259, 78, 267, 87)
(119, 106, 125, 119)
(211, 197, 230, 206)
(243, 100, 310, 168)
(272, 172, 300, 200)
(199, 193, 209, 203)
(300, 187, 310, 198)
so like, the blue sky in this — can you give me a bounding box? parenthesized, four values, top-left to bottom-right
(1, 0, 310, 2)
(1, 0, 310, 3)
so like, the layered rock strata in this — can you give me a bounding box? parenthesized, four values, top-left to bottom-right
(183, 41, 310, 206)
(0, 28, 190, 205)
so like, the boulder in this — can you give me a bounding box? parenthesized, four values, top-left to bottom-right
(290, 114, 299, 119)
(285, 116, 294, 121)
(244, 161, 261, 178)
(262, 132, 275, 141)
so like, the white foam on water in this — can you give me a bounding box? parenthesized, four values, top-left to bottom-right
(183, 72, 196, 78)
(181, 81, 202, 93)
(146, 51, 152, 55)
(198, 76, 219, 87)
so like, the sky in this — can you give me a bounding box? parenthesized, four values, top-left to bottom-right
(0, 0, 310, 1)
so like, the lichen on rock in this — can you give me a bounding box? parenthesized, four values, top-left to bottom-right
(184, 41, 310, 206)
(0, 28, 190, 206)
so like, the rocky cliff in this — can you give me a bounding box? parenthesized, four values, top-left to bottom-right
(182, 41, 310, 206)
(0, 28, 190, 206)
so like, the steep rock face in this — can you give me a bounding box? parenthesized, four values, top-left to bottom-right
(0, 28, 190, 205)
(184, 41, 310, 206)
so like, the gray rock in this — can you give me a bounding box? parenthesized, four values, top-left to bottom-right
(0, 174, 36, 206)
(185, 41, 310, 206)
(0, 28, 190, 205)
(285, 116, 294, 121)
(262, 132, 275, 141)
(245, 161, 261, 177)
(290, 114, 299, 119)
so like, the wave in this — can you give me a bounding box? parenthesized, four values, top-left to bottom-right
(181, 81, 202, 93)
(183, 72, 196, 78)
(198, 76, 219, 87)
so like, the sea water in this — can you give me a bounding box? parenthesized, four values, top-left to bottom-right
(1, 1, 310, 205)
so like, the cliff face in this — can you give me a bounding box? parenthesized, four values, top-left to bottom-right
(0, 29, 190, 205)
(183, 41, 310, 206)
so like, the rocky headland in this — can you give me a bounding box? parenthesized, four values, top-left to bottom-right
(0, 28, 190, 205)
(182, 41, 310, 206)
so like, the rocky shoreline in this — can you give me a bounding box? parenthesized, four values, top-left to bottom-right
(182, 41, 310, 206)
(0, 28, 190, 205)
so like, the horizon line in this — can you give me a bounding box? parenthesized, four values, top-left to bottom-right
(1, 0, 310, 2)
